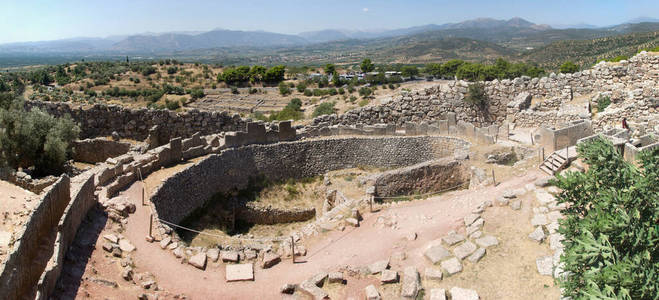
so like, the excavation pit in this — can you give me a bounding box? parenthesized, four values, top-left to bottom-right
(150, 136, 471, 246)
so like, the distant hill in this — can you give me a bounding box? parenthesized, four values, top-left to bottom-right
(521, 30, 659, 68)
(1, 17, 659, 68)
(111, 30, 309, 52)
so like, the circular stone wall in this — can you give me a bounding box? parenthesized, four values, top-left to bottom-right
(150, 136, 470, 223)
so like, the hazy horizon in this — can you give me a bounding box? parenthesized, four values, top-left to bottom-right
(2, 0, 659, 44)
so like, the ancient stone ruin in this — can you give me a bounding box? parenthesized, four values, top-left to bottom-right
(1, 51, 657, 299)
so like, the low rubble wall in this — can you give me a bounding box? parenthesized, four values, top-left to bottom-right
(150, 136, 470, 224)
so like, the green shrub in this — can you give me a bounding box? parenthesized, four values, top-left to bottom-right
(312, 102, 335, 118)
(231, 87, 239, 94)
(0, 106, 80, 175)
(358, 99, 369, 107)
(465, 82, 488, 108)
(559, 61, 579, 74)
(597, 96, 611, 112)
(303, 89, 312, 97)
(278, 82, 291, 96)
(296, 82, 307, 93)
(358, 87, 372, 97)
(554, 138, 659, 299)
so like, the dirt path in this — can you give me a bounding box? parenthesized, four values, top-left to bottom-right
(81, 167, 558, 299)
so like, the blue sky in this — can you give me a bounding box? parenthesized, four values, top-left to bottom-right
(1, 0, 657, 43)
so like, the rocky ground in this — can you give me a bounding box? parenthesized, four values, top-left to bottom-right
(42, 130, 573, 300)
(0, 180, 37, 265)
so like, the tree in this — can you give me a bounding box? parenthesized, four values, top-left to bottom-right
(264, 65, 286, 83)
(0, 106, 80, 175)
(324, 64, 336, 75)
(312, 102, 336, 117)
(360, 59, 374, 73)
(441, 60, 465, 78)
(554, 138, 659, 299)
(425, 63, 443, 77)
(249, 65, 267, 82)
(465, 82, 488, 108)
(560, 61, 579, 74)
(401, 66, 419, 78)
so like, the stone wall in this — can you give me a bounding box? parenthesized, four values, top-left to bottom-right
(35, 173, 96, 300)
(150, 136, 470, 224)
(535, 120, 594, 153)
(371, 158, 470, 198)
(0, 176, 71, 300)
(237, 204, 316, 225)
(312, 52, 659, 129)
(72, 138, 132, 163)
(25, 101, 246, 140)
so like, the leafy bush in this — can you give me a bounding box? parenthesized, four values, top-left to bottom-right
(296, 82, 307, 93)
(312, 102, 335, 117)
(358, 99, 369, 107)
(554, 138, 659, 299)
(559, 61, 579, 74)
(189, 88, 205, 100)
(597, 96, 611, 112)
(268, 98, 304, 121)
(303, 89, 312, 97)
(358, 87, 372, 97)
(165, 99, 180, 110)
(278, 82, 291, 96)
(0, 106, 80, 175)
(465, 82, 488, 108)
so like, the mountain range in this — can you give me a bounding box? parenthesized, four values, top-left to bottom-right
(1, 17, 657, 55)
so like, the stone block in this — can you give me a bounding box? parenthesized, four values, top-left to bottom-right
(368, 259, 389, 274)
(365, 285, 381, 300)
(225, 264, 254, 282)
(400, 266, 420, 299)
(328, 272, 344, 284)
(380, 270, 398, 283)
(221, 250, 239, 263)
(424, 267, 443, 281)
(449, 287, 479, 300)
(453, 241, 477, 260)
(262, 252, 281, 269)
(474, 235, 499, 248)
(536, 256, 553, 276)
(430, 289, 447, 300)
(188, 252, 207, 270)
(442, 232, 465, 246)
(425, 244, 451, 264)
(441, 257, 462, 275)
(467, 247, 486, 263)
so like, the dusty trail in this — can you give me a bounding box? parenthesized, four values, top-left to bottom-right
(111, 168, 545, 299)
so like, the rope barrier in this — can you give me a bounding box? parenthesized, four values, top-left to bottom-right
(156, 218, 287, 242)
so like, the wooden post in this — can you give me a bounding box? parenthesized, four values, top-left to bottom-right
(530, 133, 534, 145)
(491, 169, 496, 186)
(149, 214, 153, 238)
(291, 236, 295, 263)
(507, 124, 510, 140)
(142, 185, 145, 206)
(369, 195, 373, 213)
(541, 148, 545, 161)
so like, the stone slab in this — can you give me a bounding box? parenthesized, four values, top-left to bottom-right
(225, 264, 254, 282)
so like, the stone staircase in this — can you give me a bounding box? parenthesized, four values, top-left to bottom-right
(540, 151, 569, 175)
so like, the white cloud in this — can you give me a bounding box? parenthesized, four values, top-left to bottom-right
(362, 7, 369, 12)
